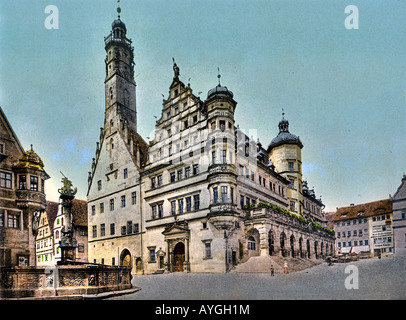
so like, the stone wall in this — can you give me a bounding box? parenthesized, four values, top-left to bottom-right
(0, 264, 132, 299)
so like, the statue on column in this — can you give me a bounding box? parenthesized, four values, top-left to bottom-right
(57, 173, 78, 265)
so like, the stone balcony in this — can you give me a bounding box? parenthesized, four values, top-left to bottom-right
(208, 164, 236, 176)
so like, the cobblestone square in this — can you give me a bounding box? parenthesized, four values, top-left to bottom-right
(109, 257, 406, 300)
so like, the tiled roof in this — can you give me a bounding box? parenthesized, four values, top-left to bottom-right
(332, 199, 392, 221)
(71, 199, 88, 226)
(46, 198, 88, 227)
(46, 201, 59, 234)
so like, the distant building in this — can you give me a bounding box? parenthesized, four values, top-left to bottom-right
(333, 199, 394, 258)
(52, 198, 88, 265)
(0, 107, 50, 267)
(35, 201, 58, 266)
(392, 173, 406, 257)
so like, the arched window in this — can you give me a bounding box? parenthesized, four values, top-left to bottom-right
(55, 230, 59, 239)
(248, 236, 256, 250)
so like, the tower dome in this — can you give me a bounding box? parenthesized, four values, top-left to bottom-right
(207, 68, 233, 99)
(14, 145, 45, 171)
(112, 17, 126, 32)
(207, 84, 234, 99)
(267, 112, 303, 150)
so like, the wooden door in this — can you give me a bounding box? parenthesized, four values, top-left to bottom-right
(173, 242, 185, 272)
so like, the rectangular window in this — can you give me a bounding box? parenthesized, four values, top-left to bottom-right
(121, 226, 126, 235)
(240, 195, 245, 209)
(0, 212, 3, 227)
(110, 199, 114, 211)
(92, 226, 97, 238)
(110, 223, 115, 235)
(124, 168, 128, 179)
(186, 197, 192, 212)
(177, 169, 183, 181)
(121, 195, 126, 208)
(134, 223, 139, 233)
(7, 214, 19, 229)
(193, 164, 199, 175)
(158, 203, 163, 218)
(19, 175, 27, 190)
(152, 205, 157, 219)
(30, 176, 38, 191)
(132, 191, 136, 205)
(205, 242, 212, 258)
(221, 186, 228, 203)
(91, 205, 96, 216)
(221, 150, 227, 164)
(151, 177, 156, 188)
(158, 175, 163, 186)
(178, 199, 184, 214)
(100, 202, 104, 213)
(101, 224, 105, 237)
(289, 179, 294, 189)
(250, 171, 254, 181)
(212, 151, 216, 164)
(170, 172, 176, 182)
(150, 249, 156, 263)
(219, 120, 226, 131)
(185, 167, 190, 178)
(230, 187, 234, 204)
(288, 162, 294, 171)
(290, 201, 295, 212)
(0, 172, 12, 189)
(98, 180, 102, 190)
(193, 195, 200, 211)
(213, 187, 218, 204)
(127, 221, 132, 234)
(171, 201, 176, 215)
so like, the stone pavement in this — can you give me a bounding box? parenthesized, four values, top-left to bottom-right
(108, 257, 406, 300)
(231, 255, 321, 273)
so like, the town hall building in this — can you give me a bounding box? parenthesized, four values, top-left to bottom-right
(87, 7, 335, 274)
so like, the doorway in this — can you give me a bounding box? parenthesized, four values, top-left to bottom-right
(120, 249, 132, 267)
(173, 242, 185, 272)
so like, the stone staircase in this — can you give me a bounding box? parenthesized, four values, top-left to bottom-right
(230, 255, 322, 274)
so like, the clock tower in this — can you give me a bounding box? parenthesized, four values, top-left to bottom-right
(104, 3, 137, 134)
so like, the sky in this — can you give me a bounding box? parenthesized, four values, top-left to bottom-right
(0, 0, 405, 212)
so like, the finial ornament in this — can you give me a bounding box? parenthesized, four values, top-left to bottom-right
(117, 0, 121, 18)
(282, 108, 285, 119)
(217, 67, 221, 86)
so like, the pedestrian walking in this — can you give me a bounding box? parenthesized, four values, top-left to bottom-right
(270, 264, 275, 276)
(284, 262, 289, 274)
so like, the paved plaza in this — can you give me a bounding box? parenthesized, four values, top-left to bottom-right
(109, 257, 406, 300)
